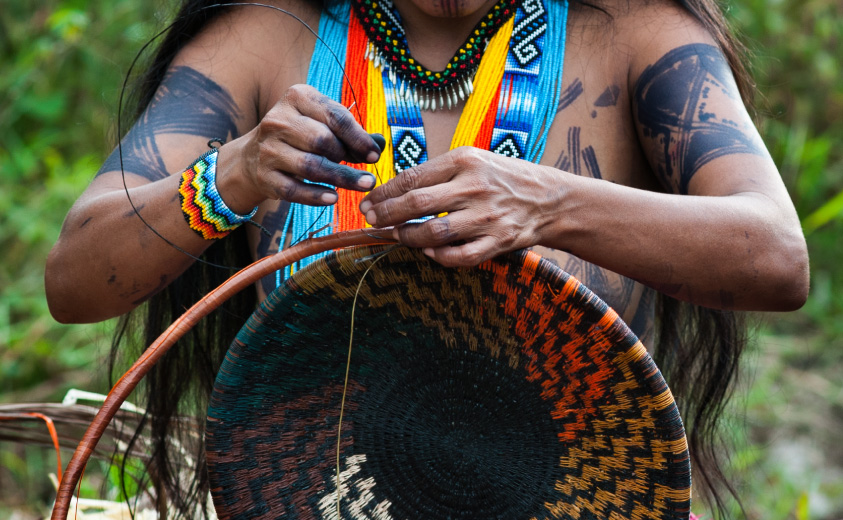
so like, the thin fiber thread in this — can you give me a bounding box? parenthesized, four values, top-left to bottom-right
(205, 246, 691, 519)
(335, 249, 392, 519)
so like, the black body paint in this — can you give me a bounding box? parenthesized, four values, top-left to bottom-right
(556, 78, 583, 113)
(256, 202, 291, 296)
(553, 127, 602, 179)
(634, 44, 765, 194)
(594, 85, 620, 107)
(98, 66, 240, 180)
(122, 203, 146, 218)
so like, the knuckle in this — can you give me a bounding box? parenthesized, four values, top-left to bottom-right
(258, 115, 291, 141)
(452, 146, 479, 167)
(300, 153, 326, 177)
(498, 230, 517, 248)
(310, 132, 339, 157)
(398, 168, 421, 192)
(327, 106, 354, 133)
(280, 181, 298, 201)
(286, 84, 309, 102)
(471, 175, 492, 192)
(405, 190, 432, 212)
(427, 218, 456, 242)
(461, 247, 485, 266)
(377, 203, 393, 222)
(485, 206, 505, 224)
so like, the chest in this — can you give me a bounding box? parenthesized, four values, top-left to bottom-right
(251, 10, 658, 343)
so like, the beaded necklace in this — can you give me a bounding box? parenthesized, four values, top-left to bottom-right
(355, 0, 518, 111)
(277, 0, 568, 285)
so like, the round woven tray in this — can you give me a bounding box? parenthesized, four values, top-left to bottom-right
(205, 245, 691, 519)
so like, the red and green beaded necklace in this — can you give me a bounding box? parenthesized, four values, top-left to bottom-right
(354, 0, 519, 110)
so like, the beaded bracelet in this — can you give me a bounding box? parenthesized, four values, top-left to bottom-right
(178, 148, 258, 240)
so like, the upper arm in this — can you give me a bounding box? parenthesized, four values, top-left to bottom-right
(627, 5, 782, 199)
(96, 64, 246, 184)
(88, 2, 317, 193)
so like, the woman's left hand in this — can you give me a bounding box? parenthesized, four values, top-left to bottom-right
(359, 146, 563, 266)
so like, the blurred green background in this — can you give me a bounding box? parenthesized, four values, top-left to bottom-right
(1, 0, 841, 518)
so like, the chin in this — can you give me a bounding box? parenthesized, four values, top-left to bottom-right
(412, 0, 493, 18)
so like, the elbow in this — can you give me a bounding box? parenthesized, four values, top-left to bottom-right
(45, 244, 102, 324)
(45, 248, 79, 324)
(760, 233, 810, 312)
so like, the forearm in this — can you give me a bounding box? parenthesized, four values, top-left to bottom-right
(46, 174, 211, 323)
(541, 173, 809, 311)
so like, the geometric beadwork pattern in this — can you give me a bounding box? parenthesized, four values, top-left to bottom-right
(491, 131, 527, 158)
(206, 246, 691, 519)
(490, 0, 548, 160)
(392, 127, 426, 173)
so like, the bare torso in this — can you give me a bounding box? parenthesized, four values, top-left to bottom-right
(245, 2, 658, 341)
(45, 0, 807, 330)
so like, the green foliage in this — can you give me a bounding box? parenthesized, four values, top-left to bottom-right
(730, 0, 843, 334)
(0, 0, 166, 395)
(0, 0, 167, 514)
(1, 0, 841, 517)
(719, 4, 843, 518)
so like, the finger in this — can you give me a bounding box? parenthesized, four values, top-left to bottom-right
(261, 143, 376, 192)
(422, 236, 500, 267)
(276, 115, 348, 164)
(364, 183, 458, 227)
(289, 85, 381, 163)
(265, 172, 340, 206)
(392, 215, 468, 248)
(361, 154, 460, 214)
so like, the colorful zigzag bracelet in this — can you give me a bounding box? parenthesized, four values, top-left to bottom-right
(178, 149, 258, 240)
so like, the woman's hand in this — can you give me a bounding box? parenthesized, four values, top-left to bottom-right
(359, 146, 563, 266)
(216, 84, 382, 214)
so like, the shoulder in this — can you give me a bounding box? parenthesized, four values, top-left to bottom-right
(169, 0, 324, 117)
(600, 0, 723, 83)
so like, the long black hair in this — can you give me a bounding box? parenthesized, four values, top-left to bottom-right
(109, 0, 753, 516)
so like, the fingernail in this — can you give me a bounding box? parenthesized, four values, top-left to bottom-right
(423, 247, 434, 257)
(358, 174, 376, 189)
(365, 151, 381, 163)
(321, 192, 338, 204)
(366, 210, 377, 225)
(359, 200, 371, 213)
(370, 132, 386, 151)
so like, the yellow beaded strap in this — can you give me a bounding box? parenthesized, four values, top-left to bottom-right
(450, 15, 514, 149)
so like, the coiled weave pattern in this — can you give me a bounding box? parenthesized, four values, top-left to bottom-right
(206, 246, 691, 519)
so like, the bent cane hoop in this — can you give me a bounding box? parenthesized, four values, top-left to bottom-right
(51, 228, 395, 520)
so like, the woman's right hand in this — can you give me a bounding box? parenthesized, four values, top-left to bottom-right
(215, 84, 382, 215)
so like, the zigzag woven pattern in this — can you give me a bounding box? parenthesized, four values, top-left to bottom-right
(206, 246, 692, 519)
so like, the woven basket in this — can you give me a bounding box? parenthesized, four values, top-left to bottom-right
(205, 245, 691, 519)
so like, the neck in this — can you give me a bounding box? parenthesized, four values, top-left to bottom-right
(391, 0, 501, 70)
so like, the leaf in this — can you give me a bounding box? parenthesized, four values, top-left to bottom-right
(795, 491, 810, 520)
(47, 8, 90, 43)
(802, 188, 843, 234)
